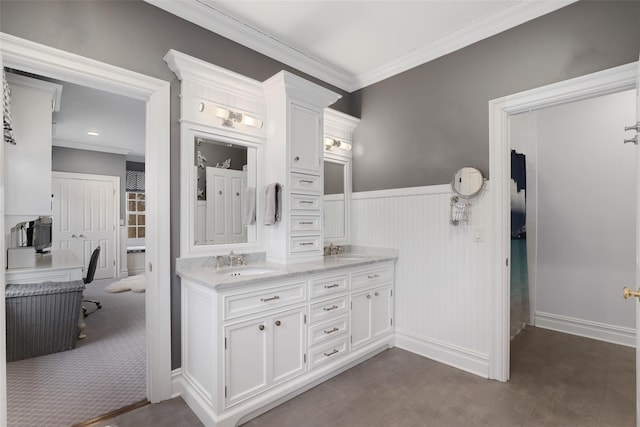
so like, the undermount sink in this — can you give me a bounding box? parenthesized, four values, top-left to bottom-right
(216, 266, 281, 277)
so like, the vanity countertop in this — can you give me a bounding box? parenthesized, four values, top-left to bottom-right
(176, 247, 397, 291)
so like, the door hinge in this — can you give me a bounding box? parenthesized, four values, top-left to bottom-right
(113, 260, 115, 266)
(391, 289, 393, 297)
(350, 301, 352, 310)
(304, 314, 307, 324)
(391, 318, 393, 326)
(225, 337, 227, 350)
(350, 335, 352, 343)
(225, 386, 227, 398)
(506, 258, 509, 267)
(148, 262, 153, 272)
(304, 354, 307, 364)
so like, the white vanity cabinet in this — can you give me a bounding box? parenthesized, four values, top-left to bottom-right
(350, 265, 395, 350)
(224, 306, 306, 406)
(178, 259, 395, 427)
(288, 101, 323, 174)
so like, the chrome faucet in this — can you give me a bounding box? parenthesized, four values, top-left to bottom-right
(229, 250, 246, 267)
(215, 255, 225, 270)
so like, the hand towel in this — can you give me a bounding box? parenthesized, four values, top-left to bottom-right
(242, 187, 256, 225)
(264, 183, 282, 225)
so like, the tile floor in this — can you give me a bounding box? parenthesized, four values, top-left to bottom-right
(91, 326, 635, 427)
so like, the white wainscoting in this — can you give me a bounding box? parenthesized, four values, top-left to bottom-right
(352, 184, 493, 377)
(535, 311, 635, 348)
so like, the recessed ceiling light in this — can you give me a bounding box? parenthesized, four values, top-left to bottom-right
(87, 131, 100, 136)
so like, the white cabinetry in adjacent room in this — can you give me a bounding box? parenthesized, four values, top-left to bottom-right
(205, 167, 246, 244)
(4, 73, 62, 217)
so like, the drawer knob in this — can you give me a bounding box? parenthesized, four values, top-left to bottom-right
(260, 295, 280, 302)
(259, 325, 265, 331)
(275, 320, 281, 326)
(323, 305, 339, 312)
(324, 283, 339, 289)
(324, 327, 339, 334)
(324, 349, 339, 357)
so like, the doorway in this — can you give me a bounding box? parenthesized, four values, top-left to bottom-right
(488, 62, 638, 381)
(0, 33, 172, 425)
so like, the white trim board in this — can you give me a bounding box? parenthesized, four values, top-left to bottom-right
(143, 0, 575, 93)
(395, 330, 490, 378)
(534, 312, 635, 348)
(488, 61, 638, 382)
(353, 182, 490, 200)
(0, 32, 173, 413)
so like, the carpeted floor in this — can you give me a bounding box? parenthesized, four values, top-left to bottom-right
(6, 276, 146, 427)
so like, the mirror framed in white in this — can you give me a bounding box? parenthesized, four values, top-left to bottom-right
(180, 123, 264, 257)
(323, 150, 351, 246)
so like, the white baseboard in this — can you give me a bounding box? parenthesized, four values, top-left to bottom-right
(171, 368, 183, 398)
(534, 311, 635, 348)
(395, 329, 489, 378)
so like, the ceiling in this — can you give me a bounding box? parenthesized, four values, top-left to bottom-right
(22, 1, 576, 160)
(51, 80, 146, 161)
(147, 0, 576, 92)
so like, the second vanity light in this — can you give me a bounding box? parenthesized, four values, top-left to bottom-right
(324, 137, 352, 151)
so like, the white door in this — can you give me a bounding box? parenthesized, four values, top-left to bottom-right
(52, 173, 117, 279)
(634, 56, 640, 426)
(271, 307, 306, 385)
(350, 290, 372, 349)
(205, 167, 246, 244)
(371, 286, 393, 340)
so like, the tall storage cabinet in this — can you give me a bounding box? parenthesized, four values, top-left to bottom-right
(263, 72, 341, 264)
(4, 73, 62, 218)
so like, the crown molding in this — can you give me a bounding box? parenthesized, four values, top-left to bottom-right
(354, 1, 578, 90)
(145, 0, 576, 93)
(146, 0, 354, 91)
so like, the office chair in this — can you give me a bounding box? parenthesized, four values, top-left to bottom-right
(82, 246, 102, 317)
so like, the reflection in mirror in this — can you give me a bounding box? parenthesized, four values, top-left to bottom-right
(452, 167, 484, 198)
(324, 160, 345, 240)
(194, 137, 256, 245)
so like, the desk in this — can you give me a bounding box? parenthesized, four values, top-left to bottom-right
(6, 250, 84, 284)
(6, 250, 86, 338)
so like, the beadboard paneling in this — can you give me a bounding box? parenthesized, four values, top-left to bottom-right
(352, 184, 492, 376)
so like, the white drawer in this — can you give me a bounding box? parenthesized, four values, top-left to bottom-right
(224, 281, 306, 320)
(308, 316, 348, 347)
(290, 193, 321, 211)
(309, 295, 348, 323)
(309, 337, 348, 370)
(290, 172, 321, 193)
(290, 235, 321, 253)
(290, 215, 321, 232)
(309, 274, 348, 299)
(351, 266, 394, 290)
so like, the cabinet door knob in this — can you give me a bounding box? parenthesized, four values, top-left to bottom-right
(275, 320, 281, 326)
(375, 292, 379, 297)
(366, 294, 372, 299)
(294, 156, 300, 161)
(71, 234, 77, 238)
(259, 325, 265, 331)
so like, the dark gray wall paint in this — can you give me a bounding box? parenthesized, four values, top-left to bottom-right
(0, 0, 350, 369)
(52, 147, 127, 218)
(351, 1, 640, 192)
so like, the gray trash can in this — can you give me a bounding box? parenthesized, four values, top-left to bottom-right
(5, 280, 85, 362)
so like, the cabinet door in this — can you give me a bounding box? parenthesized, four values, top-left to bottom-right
(289, 101, 322, 172)
(350, 290, 372, 349)
(271, 307, 306, 385)
(372, 286, 393, 339)
(225, 318, 269, 406)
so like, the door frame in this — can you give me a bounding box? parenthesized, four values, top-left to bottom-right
(52, 171, 120, 279)
(488, 61, 638, 382)
(0, 31, 172, 421)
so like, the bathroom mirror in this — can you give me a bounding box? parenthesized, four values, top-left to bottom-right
(323, 153, 351, 244)
(452, 167, 484, 198)
(181, 127, 262, 256)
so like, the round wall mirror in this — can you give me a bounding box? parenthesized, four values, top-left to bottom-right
(452, 167, 484, 198)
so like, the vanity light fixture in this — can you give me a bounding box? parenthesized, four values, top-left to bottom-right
(203, 104, 263, 129)
(323, 137, 352, 151)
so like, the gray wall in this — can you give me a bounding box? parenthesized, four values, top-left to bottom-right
(52, 147, 127, 218)
(351, 1, 640, 192)
(0, 0, 351, 370)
